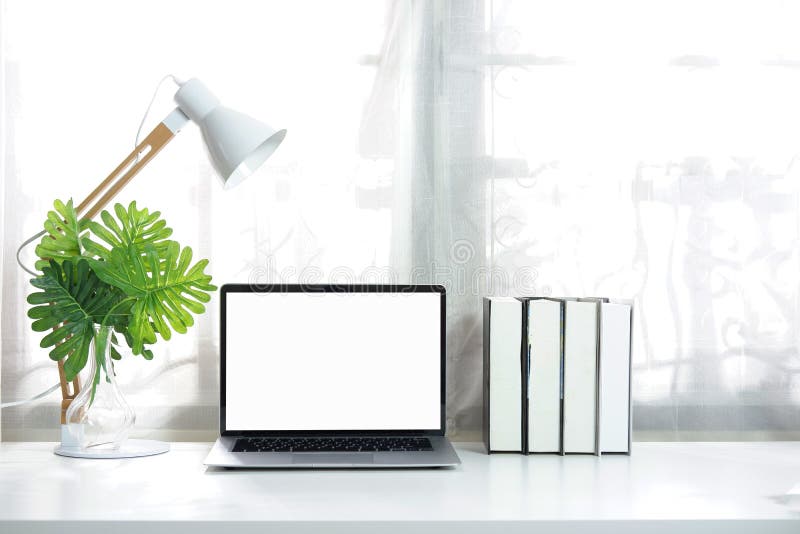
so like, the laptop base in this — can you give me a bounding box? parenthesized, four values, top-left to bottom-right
(204, 435, 461, 468)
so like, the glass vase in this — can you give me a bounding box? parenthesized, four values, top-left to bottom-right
(64, 325, 135, 451)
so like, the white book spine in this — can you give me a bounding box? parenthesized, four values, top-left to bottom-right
(600, 302, 632, 453)
(528, 299, 562, 453)
(487, 298, 522, 452)
(563, 300, 599, 454)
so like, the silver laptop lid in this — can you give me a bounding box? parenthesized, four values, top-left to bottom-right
(220, 284, 446, 437)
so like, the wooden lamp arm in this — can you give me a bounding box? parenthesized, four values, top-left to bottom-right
(58, 109, 189, 423)
(76, 109, 189, 220)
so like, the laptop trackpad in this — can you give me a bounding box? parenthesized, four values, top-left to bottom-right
(292, 453, 374, 464)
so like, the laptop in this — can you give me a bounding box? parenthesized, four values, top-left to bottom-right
(204, 283, 461, 468)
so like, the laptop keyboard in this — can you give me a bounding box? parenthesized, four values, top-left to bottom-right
(232, 436, 433, 453)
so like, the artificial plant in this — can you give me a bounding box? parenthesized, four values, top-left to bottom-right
(27, 198, 216, 392)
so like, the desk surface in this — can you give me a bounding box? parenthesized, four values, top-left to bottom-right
(1, 441, 799, 533)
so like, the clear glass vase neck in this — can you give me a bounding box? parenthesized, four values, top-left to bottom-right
(63, 324, 135, 451)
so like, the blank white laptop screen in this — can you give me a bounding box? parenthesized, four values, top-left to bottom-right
(224, 291, 442, 431)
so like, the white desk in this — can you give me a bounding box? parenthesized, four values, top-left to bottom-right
(1, 442, 799, 533)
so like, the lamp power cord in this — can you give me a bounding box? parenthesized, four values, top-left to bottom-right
(0, 383, 61, 409)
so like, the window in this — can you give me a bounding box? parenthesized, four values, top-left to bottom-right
(3, 0, 799, 441)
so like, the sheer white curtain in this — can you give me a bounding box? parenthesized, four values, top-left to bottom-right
(484, 0, 800, 439)
(368, 0, 800, 439)
(0, 0, 392, 440)
(3, 0, 800, 441)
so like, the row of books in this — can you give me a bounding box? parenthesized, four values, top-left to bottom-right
(482, 297, 633, 455)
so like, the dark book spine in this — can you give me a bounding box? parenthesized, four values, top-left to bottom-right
(558, 300, 566, 456)
(482, 298, 492, 453)
(520, 300, 530, 455)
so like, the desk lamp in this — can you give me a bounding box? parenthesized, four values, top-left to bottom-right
(46, 77, 285, 457)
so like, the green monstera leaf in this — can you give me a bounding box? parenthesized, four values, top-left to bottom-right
(27, 259, 128, 381)
(107, 317, 155, 361)
(34, 199, 91, 271)
(81, 201, 174, 361)
(28, 200, 216, 382)
(82, 201, 173, 261)
(88, 241, 216, 355)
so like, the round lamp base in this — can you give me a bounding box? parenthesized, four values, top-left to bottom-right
(54, 439, 170, 459)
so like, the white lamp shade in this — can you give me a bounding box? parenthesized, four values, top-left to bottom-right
(174, 78, 286, 189)
(201, 108, 287, 189)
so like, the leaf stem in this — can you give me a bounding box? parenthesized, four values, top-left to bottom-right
(89, 296, 137, 403)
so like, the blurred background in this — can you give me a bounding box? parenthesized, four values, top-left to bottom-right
(2, 0, 800, 441)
